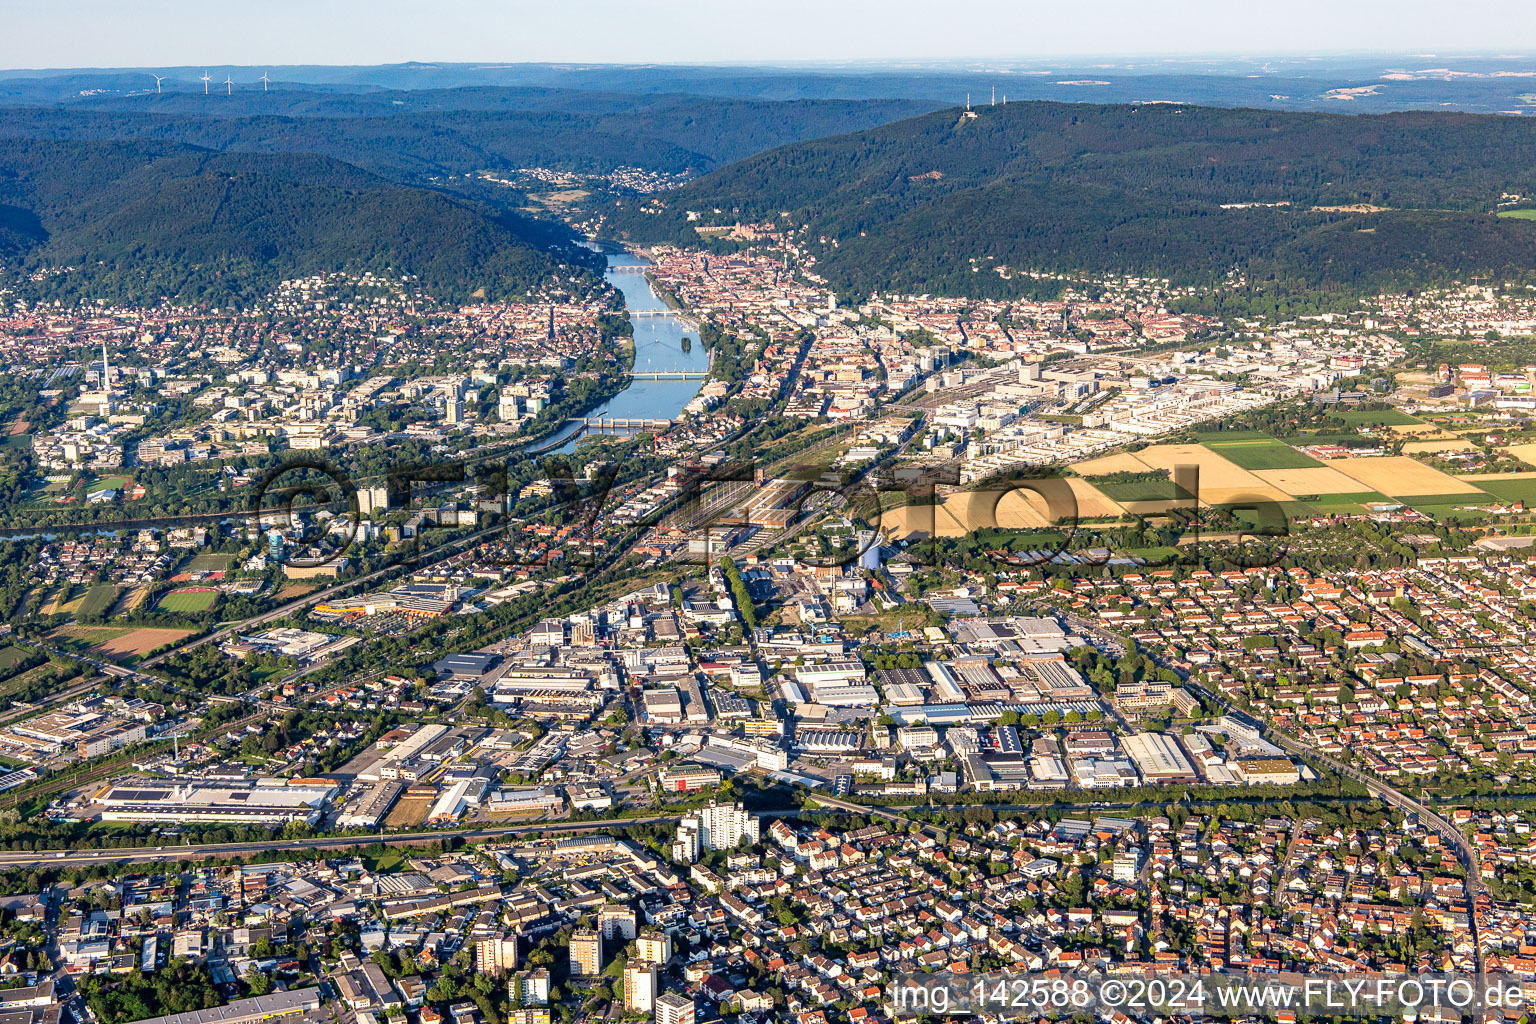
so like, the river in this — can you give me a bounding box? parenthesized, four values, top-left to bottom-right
(537, 251, 709, 454)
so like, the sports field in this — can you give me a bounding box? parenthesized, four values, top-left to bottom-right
(157, 587, 219, 613)
(186, 553, 235, 572)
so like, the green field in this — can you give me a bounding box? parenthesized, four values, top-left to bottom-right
(1202, 438, 1323, 470)
(75, 584, 120, 619)
(91, 474, 134, 491)
(1093, 482, 1192, 503)
(0, 645, 34, 673)
(1472, 477, 1536, 505)
(1396, 490, 1490, 506)
(1299, 491, 1394, 514)
(1083, 472, 1194, 503)
(1298, 433, 1386, 448)
(1498, 209, 1536, 220)
(1195, 429, 1280, 444)
(1324, 408, 1422, 427)
(1409, 503, 1495, 521)
(157, 589, 218, 613)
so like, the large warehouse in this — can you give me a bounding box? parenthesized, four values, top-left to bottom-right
(97, 779, 337, 825)
(1120, 732, 1199, 784)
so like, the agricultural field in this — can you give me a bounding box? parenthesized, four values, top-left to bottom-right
(37, 585, 74, 616)
(1126, 444, 1292, 508)
(880, 479, 1126, 538)
(1073, 451, 1153, 476)
(1300, 491, 1396, 515)
(1251, 465, 1369, 497)
(1325, 408, 1423, 427)
(1387, 424, 1458, 438)
(1328, 456, 1487, 498)
(1498, 209, 1536, 220)
(1467, 473, 1536, 506)
(75, 584, 120, 619)
(0, 645, 34, 674)
(157, 588, 219, 613)
(1200, 437, 1322, 471)
(1077, 473, 1187, 504)
(1503, 442, 1536, 465)
(1402, 439, 1478, 454)
(48, 625, 194, 660)
(110, 587, 149, 616)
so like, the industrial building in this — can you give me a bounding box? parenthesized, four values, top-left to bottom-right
(97, 779, 337, 826)
(1120, 732, 1199, 784)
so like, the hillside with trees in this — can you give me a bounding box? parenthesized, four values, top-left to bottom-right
(607, 101, 1536, 300)
(0, 139, 596, 304)
(0, 93, 940, 179)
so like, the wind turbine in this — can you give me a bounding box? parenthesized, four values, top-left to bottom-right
(259, 71, 269, 92)
(151, 74, 166, 94)
(224, 75, 234, 95)
(200, 70, 211, 94)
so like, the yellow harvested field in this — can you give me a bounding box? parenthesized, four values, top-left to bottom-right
(1125, 443, 1266, 490)
(1253, 466, 1368, 496)
(1329, 456, 1484, 496)
(50, 625, 193, 659)
(1116, 498, 1189, 516)
(1387, 424, 1454, 438)
(1198, 485, 1295, 507)
(1063, 478, 1125, 519)
(1074, 451, 1154, 476)
(1503, 442, 1536, 465)
(1456, 470, 1536, 482)
(879, 483, 1098, 537)
(1402, 439, 1477, 454)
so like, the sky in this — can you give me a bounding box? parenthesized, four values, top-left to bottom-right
(2, 0, 1535, 69)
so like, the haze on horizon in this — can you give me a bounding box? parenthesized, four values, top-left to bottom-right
(3, 0, 1534, 71)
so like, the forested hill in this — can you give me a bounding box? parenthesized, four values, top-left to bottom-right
(0, 140, 594, 306)
(607, 101, 1536, 302)
(0, 94, 940, 178)
(0, 89, 939, 306)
